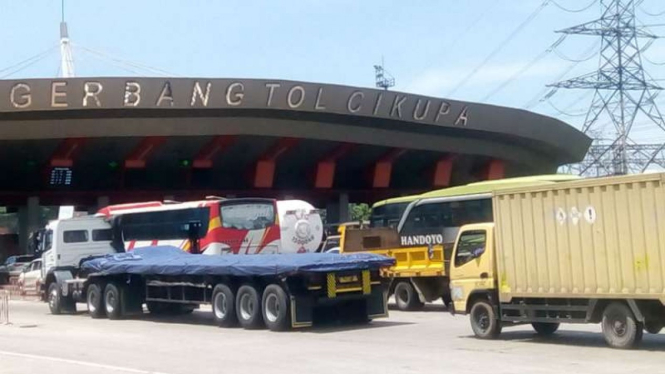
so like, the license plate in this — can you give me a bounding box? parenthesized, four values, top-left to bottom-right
(338, 275, 358, 284)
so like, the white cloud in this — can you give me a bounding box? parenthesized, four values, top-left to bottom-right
(404, 60, 566, 97)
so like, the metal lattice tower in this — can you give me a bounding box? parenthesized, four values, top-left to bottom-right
(549, 0, 665, 176)
(374, 58, 395, 90)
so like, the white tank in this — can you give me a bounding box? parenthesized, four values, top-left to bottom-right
(276, 200, 324, 253)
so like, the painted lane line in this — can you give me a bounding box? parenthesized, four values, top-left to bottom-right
(0, 350, 171, 374)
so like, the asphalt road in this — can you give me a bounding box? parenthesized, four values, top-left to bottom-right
(1, 300, 664, 374)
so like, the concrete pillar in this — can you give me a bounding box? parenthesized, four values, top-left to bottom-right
(325, 201, 340, 225)
(18, 197, 40, 253)
(339, 193, 350, 223)
(97, 196, 110, 210)
(88, 196, 110, 214)
(325, 193, 350, 225)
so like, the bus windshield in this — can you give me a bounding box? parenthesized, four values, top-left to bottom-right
(369, 202, 409, 228)
(221, 202, 275, 230)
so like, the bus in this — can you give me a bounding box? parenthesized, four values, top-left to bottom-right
(369, 194, 419, 229)
(96, 197, 324, 255)
(396, 174, 581, 248)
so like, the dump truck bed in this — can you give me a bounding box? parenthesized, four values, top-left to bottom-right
(340, 227, 446, 278)
(493, 173, 665, 303)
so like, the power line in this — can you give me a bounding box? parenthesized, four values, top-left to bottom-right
(643, 52, 665, 65)
(640, 5, 665, 16)
(0, 46, 58, 76)
(481, 35, 567, 102)
(74, 44, 181, 77)
(406, 1, 501, 89)
(551, 0, 598, 12)
(552, 43, 599, 62)
(446, 0, 550, 97)
(523, 40, 600, 109)
(547, 100, 588, 117)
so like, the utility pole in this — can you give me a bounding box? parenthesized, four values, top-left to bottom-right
(549, 0, 665, 176)
(59, 0, 75, 77)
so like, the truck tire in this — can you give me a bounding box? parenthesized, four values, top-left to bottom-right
(47, 283, 63, 315)
(87, 283, 105, 319)
(469, 299, 501, 339)
(236, 284, 263, 329)
(104, 283, 123, 320)
(262, 284, 290, 331)
(212, 284, 237, 327)
(532, 322, 560, 336)
(48, 282, 76, 314)
(394, 281, 424, 311)
(601, 302, 643, 349)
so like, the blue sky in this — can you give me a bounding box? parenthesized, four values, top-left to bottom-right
(1, 0, 664, 141)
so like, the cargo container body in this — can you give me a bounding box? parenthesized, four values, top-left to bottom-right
(449, 173, 665, 349)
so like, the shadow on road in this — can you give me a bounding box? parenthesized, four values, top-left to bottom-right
(101, 309, 412, 333)
(461, 329, 665, 352)
(388, 303, 448, 313)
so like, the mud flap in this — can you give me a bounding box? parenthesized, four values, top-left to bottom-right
(290, 296, 313, 328)
(367, 286, 388, 319)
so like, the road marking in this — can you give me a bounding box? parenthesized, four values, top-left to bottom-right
(0, 350, 171, 374)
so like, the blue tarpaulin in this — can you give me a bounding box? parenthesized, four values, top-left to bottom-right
(81, 246, 395, 277)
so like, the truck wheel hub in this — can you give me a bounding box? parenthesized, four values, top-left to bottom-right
(265, 294, 279, 322)
(214, 293, 227, 318)
(240, 294, 254, 320)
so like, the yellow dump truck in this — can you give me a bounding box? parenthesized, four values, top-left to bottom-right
(449, 173, 665, 349)
(343, 175, 580, 311)
(340, 225, 449, 310)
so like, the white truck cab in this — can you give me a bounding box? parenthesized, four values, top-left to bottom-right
(41, 216, 120, 309)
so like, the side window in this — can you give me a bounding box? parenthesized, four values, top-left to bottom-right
(92, 229, 113, 242)
(63, 230, 89, 243)
(454, 231, 487, 267)
(44, 230, 53, 251)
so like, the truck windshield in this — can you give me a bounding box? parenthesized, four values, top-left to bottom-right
(454, 231, 486, 267)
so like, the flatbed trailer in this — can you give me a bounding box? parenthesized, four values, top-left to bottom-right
(48, 246, 393, 331)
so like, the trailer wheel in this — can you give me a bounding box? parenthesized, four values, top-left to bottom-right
(601, 302, 643, 349)
(262, 284, 290, 331)
(87, 283, 105, 319)
(394, 281, 424, 311)
(212, 284, 237, 327)
(469, 299, 501, 339)
(104, 283, 123, 320)
(236, 285, 263, 329)
(532, 322, 560, 336)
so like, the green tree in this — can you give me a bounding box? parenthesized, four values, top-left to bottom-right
(349, 203, 371, 222)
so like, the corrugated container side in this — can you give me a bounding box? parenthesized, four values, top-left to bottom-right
(494, 173, 665, 303)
